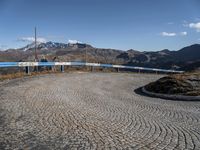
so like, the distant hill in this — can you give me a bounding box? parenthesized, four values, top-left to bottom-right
(0, 42, 200, 71)
(173, 44, 200, 62)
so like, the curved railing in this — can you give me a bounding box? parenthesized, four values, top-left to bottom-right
(0, 62, 184, 73)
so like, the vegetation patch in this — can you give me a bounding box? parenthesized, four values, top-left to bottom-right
(145, 72, 200, 96)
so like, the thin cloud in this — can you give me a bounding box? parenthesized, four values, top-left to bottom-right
(189, 22, 200, 32)
(180, 32, 187, 36)
(161, 32, 176, 37)
(68, 39, 82, 44)
(161, 31, 188, 37)
(182, 20, 188, 27)
(18, 37, 47, 43)
(195, 18, 200, 21)
(0, 44, 8, 50)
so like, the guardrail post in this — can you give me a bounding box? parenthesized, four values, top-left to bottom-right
(138, 69, 140, 74)
(91, 66, 94, 72)
(25, 66, 30, 74)
(61, 65, 64, 72)
(33, 66, 38, 72)
(117, 68, 119, 72)
(51, 66, 54, 72)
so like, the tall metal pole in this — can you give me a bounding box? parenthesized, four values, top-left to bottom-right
(85, 48, 87, 63)
(85, 48, 87, 71)
(34, 27, 39, 72)
(34, 27, 38, 62)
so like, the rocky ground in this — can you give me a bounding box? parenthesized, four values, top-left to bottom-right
(0, 73, 200, 149)
(145, 72, 200, 96)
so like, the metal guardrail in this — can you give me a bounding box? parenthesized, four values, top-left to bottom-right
(0, 62, 184, 73)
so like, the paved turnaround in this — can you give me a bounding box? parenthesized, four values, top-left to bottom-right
(0, 73, 200, 150)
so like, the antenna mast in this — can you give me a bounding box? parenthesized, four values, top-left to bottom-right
(34, 27, 38, 61)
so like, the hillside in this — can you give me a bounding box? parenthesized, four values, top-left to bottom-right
(0, 42, 200, 71)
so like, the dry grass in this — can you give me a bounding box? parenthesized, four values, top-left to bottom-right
(145, 71, 200, 96)
(0, 71, 60, 81)
(0, 67, 118, 81)
(0, 72, 25, 81)
(171, 71, 200, 80)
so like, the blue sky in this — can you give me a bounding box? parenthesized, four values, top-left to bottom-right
(0, 0, 200, 51)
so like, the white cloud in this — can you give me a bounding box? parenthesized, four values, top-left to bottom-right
(189, 22, 200, 32)
(161, 32, 176, 37)
(180, 32, 187, 36)
(68, 39, 82, 44)
(19, 37, 47, 43)
(161, 31, 188, 37)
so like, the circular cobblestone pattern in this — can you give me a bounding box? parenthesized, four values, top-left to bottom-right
(0, 73, 200, 149)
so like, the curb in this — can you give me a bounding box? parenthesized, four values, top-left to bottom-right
(142, 87, 200, 101)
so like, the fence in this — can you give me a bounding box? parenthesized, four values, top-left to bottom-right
(0, 62, 184, 74)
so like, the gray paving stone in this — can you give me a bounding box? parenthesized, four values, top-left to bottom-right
(0, 73, 200, 149)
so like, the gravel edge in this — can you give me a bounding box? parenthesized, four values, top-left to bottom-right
(142, 87, 200, 101)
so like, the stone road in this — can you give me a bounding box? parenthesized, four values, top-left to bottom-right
(0, 73, 200, 149)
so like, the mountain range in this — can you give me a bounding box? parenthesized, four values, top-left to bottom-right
(0, 42, 200, 71)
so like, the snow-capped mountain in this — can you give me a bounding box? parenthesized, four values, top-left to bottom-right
(38, 42, 68, 49)
(22, 42, 40, 51)
(22, 41, 68, 51)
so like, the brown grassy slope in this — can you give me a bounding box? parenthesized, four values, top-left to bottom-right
(145, 71, 200, 96)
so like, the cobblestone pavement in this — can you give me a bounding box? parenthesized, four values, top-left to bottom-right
(0, 73, 200, 150)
